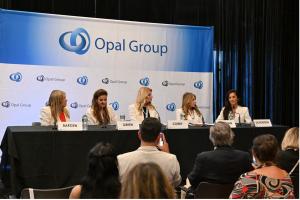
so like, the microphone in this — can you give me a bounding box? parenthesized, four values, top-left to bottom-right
(235, 112, 241, 126)
(53, 119, 58, 130)
(153, 106, 161, 123)
(201, 115, 206, 126)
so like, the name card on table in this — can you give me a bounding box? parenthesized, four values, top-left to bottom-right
(57, 122, 83, 131)
(167, 120, 189, 129)
(117, 121, 139, 130)
(253, 119, 272, 127)
(216, 120, 236, 128)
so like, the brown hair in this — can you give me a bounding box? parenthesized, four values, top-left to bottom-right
(252, 134, 279, 164)
(223, 89, 239, 119)
(181, 92, 201, 119)
(47, 90, 69, 121)
(91, 89, 110, 125)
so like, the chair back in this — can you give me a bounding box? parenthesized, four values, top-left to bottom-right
(194, 182, 233, 199)
(20, 185, 75, 199)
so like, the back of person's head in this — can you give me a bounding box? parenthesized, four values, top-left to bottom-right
(81, 142, 121, 198)
(140, 117, 162, 142)
(120, 162, 175, 198)
(209, 122, 234, 146)
(281, 127, 299, 151)
(252, 134, 279, 164)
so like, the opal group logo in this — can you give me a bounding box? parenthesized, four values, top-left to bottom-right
(36, 75, 65, 82)
(9, 72, 22, 82)
(59, 28, 90, 55)
(36, 75, 45, 82)
(139, 77, 150, 86)
(1, 101, 10, 108)
(162, 80, 168, 86)
(102, 78, 109, 84)
(110, 101, 119, 111)
(1, 101, 30, 108)
(77, 76, 88, 85)
(70, 102, 78, 109)
(194, 80, 203, 89)
(166, 103, 176, 111)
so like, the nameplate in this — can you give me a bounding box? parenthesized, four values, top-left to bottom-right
(216, 120, 236, 128)
(167, 120, 189, 129)
(253, 119, 272, 127)
(117, 121, 139, 130)
(57, 122, 83, 131)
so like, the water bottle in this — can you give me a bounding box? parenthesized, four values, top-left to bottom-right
(82, 114, 88, 131)
(120, 114, 125, 121)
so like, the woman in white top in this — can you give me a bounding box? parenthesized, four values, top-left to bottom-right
(216, 89, 252, 123)
(86, 89, 117, 125)
(40, 90, 70, 126)
(176, 92, 204, 124)
(128, 87, 159, 123)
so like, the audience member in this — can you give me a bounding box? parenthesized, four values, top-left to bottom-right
(230, 134, 295, 198)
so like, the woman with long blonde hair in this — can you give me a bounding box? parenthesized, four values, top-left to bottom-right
(40, 90, 70, 126)
(176, 92, 204, 123)
(128, 87, 159, 123)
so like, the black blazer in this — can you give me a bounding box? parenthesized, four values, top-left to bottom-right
(188, 146, 252, 190)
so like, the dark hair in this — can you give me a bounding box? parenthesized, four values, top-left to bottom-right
(91, 89, 110, 125)
(140, 117, 162, 142)
(223, 89, 239, 119)
(80, 142, 121, 198)
(252, 134, 279, 163)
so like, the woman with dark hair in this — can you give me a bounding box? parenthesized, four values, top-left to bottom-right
(86, 89, 117, 125)
(230, 134, 295, 198)
(69, 142, 121, 199)
(216, 89, 252, 123)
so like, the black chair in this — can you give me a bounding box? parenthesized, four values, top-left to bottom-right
(20, 185, 75, 199)
(194, 182, 234, 199)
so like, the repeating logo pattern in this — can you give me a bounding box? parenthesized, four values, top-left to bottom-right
(139, 77, 150, 86)
(166, 103, 176, 111)
(70, 102, 79, 109)
(102, 78, 109, 84)
(59, 28, 90, 55)
(77, 76, 88, 85)
(1, 101, 10, 108)
(36, 75, 45, 82)
(9, 72, 22, 82)
(162, 80, 168, 86)
(110, 101, 119, 111)
(194, 80, 203, 89)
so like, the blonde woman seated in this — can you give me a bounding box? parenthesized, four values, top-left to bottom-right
(40, 90, 70, 126)
(86, 89, 117, 125)
(176, 92, 204, 124)
(128, 87, 159, 123)
(120, 162, 175, 199)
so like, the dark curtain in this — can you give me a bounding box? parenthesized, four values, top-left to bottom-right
(0, 0, 298, 127)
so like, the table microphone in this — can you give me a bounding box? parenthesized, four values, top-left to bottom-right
(53, 119, 58, 130)
(153, 107, 161, 123)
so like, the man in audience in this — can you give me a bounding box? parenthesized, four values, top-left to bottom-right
(187, 122, 252, 191)
(117, 117, 181, 187)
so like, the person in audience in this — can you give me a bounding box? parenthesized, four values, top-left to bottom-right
(86, 89, 117, 125)
(187, 122, 252, 191)
(120, 162, 175, 198)
(117, 117, 181, 187)
(230, 134, 295, 199)
(128, 87, 159, 123)
(40, 90, 70, 126)
(276, 127, 299, 198)
(69, 142, 121, 199)
(176, 92, 204, 123)
(216, 89, 252, 123)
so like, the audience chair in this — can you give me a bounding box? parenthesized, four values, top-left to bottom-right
(20, 185, 75, 199)
(194, 182, 234, 199)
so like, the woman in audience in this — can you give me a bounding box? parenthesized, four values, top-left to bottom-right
(276, 127, 299, 198)
(40, 90, 69, 126)
(86, 89, 117, 125)
(69, 142, 121, 198)
(216, 89, 252, 123)
(230, 134, 295, 199)
(176, 92, 204, 123)
(120, 162, 175, 198)
(128, 87, 159, 123)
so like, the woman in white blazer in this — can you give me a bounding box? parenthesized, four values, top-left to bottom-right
(86, 89, 117, 125)
(216, 89, 252, 123)
(40, 90, 70, 126)
(128, 87, 159, 123)
(176, 92, 204, 124)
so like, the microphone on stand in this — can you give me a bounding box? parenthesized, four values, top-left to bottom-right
(53, 119, 58, 130)
(235, 113, 241, 127)
(153, 106, 161, 123)
(201, 115, 207, 127)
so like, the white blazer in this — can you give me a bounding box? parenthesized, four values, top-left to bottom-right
(128, 104, 159, 124)
(40, 106, 70, 126)
(86, 106, 117, 125)
(216, 106, 252, 123)
(176, 108, 204, 123)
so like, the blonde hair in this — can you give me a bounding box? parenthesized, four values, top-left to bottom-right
(120, 163, 175, 199)
(181, 92, 201, 119)
(47, 90, 69, 121)
(135, 87, 155, 112)
(281, 127, 299, 150)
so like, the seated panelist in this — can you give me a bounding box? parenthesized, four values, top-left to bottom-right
(176, 92, 204, 124)
(128, 87, 159, 124)
(86, 89, 117, 125)
(40, 90, 70, 126)
(216, 89, 252, 123)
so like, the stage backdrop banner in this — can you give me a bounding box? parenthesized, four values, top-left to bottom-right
(0, 9, 213, 140)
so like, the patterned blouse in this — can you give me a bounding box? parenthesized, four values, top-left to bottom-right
(230, 172, 295, 199)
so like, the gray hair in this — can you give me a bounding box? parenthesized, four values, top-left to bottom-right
(209, 122, 235, 146)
